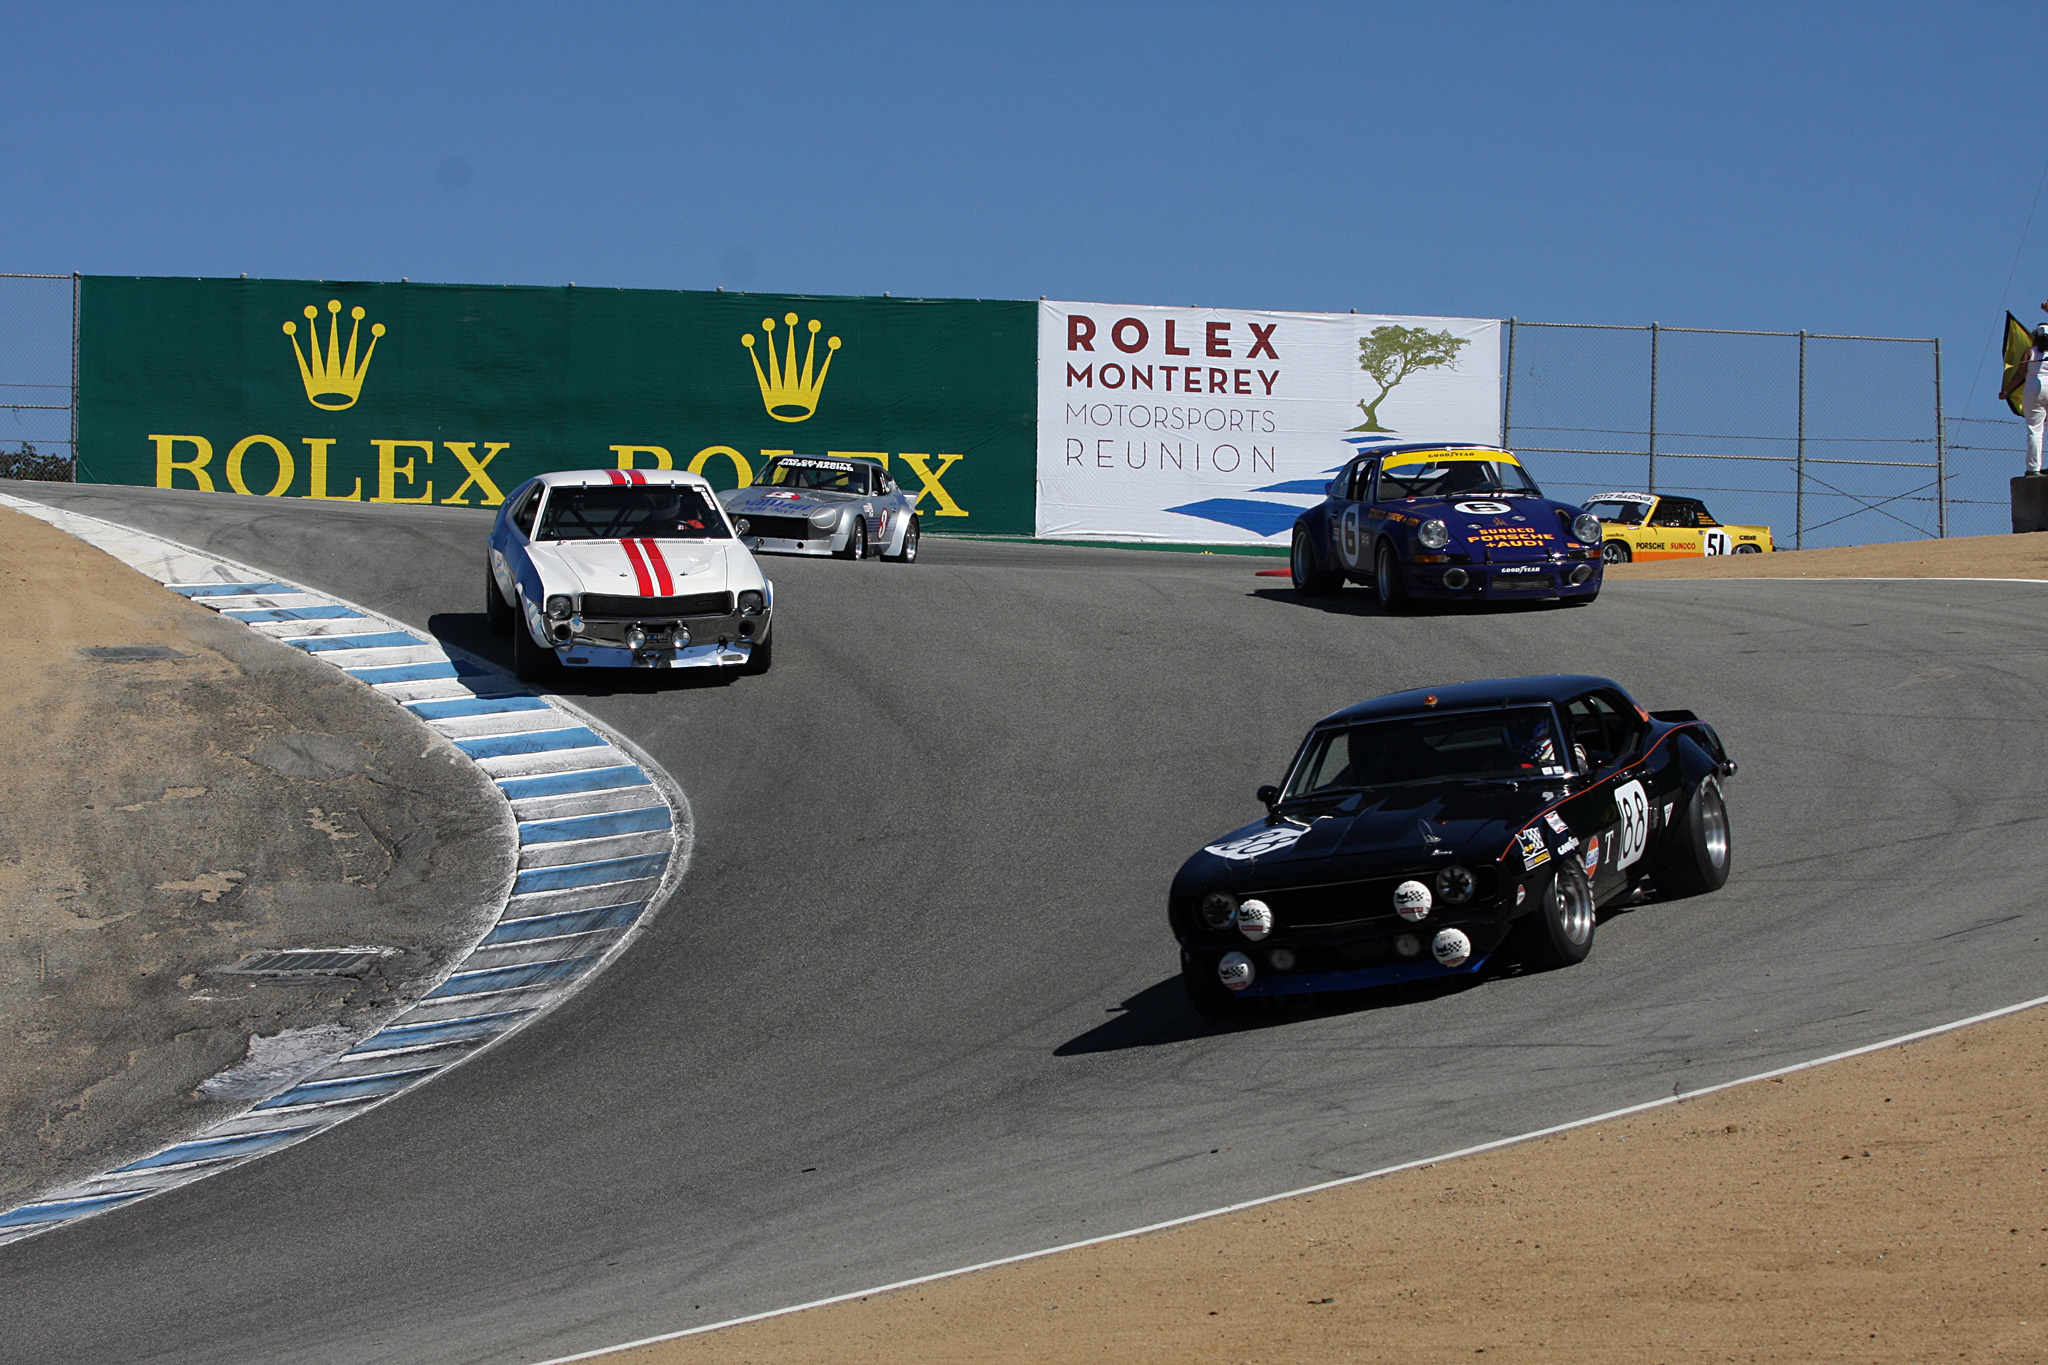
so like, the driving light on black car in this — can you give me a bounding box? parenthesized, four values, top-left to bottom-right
(1418, 519, 1451, 550)
(1199, 893, 1238, 929)
(1572, 512, 1602, 544)
(1393, 933, 1422, 958)
(1236, 898, 1274, 941)
(1267, 948, 1296, 972)
(1218, 952, 1255, 991)
(1435, 865, 1476, 904)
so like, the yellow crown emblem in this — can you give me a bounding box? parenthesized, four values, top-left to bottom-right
(741, 313, 840, 422)
(283, 299, 386, 411)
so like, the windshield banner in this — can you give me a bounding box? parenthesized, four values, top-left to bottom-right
(1036, 301, 1500, 544)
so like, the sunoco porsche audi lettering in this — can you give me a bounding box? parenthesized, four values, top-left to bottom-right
(1584, 491, 1774, 564)
(1289, 443, 1604, 608)
(1170, 675, 1737, 1019)
(717, 454, 920, 562)
(487, 468, 774, 679)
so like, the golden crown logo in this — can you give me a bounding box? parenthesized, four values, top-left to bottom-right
(283, 299, 386, 411)
(742, 313, 840, 422)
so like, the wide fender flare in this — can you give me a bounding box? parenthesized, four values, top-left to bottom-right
(1295, 508, 1339, 572)
(1670, 731, 1725, 789)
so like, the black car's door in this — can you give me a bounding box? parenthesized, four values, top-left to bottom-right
(1555, 689, 1665, 901)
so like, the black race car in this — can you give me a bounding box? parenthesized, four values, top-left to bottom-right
(1289, 443, 1604, 608)
(1170, 675, 1735, 1019)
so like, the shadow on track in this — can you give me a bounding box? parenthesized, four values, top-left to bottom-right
(426, 612, 748, 696)
(1248, 587, 1583, 619)
(1055, 972, 1492, 1055)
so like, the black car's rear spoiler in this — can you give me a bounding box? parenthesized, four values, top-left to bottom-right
(1650, 708, 1698, 722)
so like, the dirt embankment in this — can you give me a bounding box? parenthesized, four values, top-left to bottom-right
(0, 506, 511, 1208)
(601, 532, 2048, 1365)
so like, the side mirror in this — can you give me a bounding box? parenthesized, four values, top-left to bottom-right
(1256, 784, 1280, 808)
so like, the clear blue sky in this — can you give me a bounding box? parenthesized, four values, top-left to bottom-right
(2, 1, 2042, 424)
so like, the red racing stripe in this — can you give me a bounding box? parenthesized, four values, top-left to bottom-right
(638, 539, 674, 595)
(627, 469, 646, 486)
(606, 469, 627, 485)
(620, 538, 656, 596)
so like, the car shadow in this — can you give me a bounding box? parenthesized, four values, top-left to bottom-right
(424, 612, 743, 696)
(1249, 587, 1579, 619)
(1054, 970, 1489, 1054)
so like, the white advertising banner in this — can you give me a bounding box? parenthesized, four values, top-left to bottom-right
(1036, 301, 1500, 543)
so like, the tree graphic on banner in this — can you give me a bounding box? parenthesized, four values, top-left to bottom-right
(1350, 325, 1469, 432)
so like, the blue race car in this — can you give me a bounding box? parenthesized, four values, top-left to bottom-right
(1288, 443, 1604, 608)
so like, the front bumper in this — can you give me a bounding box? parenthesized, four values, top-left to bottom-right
(1403, 558, 1602, 599)
(1177, 913, 1516, 998)
(558, 639, 760, 670)
(741, 534, 836, 557)
(540, 608, 771, 669)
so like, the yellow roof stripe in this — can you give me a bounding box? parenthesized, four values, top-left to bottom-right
(1380, 448, 1523, 471)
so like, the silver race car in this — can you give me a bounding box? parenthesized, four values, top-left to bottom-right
(487, 468, 774, 680)
(718, 454, 920, 562)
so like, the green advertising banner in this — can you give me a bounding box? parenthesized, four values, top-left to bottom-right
(77, 276, 1037, 534)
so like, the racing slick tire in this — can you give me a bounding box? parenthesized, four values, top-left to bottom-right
(1602, 541, 1633, 565)
(1374, 540, 1409, 611)
(740, 632, 774, 675)
(1291, 529, 1343, 596)
(512, 600, 559, 682)
(1182, 954, 1256, 1021)
(883, 516, 920, 563)
(836, 519, 869, 561)
(1515, 861, 1597, 970)
(485, 564, 513, 635)
(1651, 774, 1732, 898)
(1735, 543, 1762, 554)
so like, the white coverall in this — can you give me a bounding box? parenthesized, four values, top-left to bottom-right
(2027, 345, 2048, 475)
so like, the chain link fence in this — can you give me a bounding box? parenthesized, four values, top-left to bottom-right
(1502, 319, 2013, 548)
(0, 273, 77, 480)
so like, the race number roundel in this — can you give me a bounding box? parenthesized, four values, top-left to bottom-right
(1614, 779, 1650, 870)
(1340, 505, 1360, 568)
(1454, 501, 1511, 515)
(1703, 529, 1732, 556)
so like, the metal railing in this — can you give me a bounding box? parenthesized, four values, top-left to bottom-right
(1500, 319, 1994, 548)
(0, 273, 78, 480)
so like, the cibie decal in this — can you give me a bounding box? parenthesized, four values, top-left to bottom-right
(742, 314, 841, 423)
(1205, 824, 1309, 862)
(1516, 827, 1550, 871)
(284, 300, 385, 411)
(1454, 500, 1511, 515)
(1614, 779, 1650, 870)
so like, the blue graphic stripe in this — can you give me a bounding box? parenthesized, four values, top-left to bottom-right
(0, 1192, 146, 1229)
(172, 582, 294, 598)
(113, 1126, 317, 1172)
(407, 694, 552, 720)
(453, 727, 606, 759)
(291, 631, 423, 653)
(1164, 498, 1302, 537)
(425, 956, 598, 999)
(222, 604, 365, 623)
(497, 765, 651, 800)
(484, 902, 644, 945)
(254, 1068, 437, 1110)
(346, 1010, 534, 1055)
(512, 852, 668, 895)
(518, 805, 672, 845)
(346, 660, 489, 684)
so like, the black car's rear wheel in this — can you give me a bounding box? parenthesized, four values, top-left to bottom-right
(1182, 954, 1256, 1021)
(1652, 775, 1732, 897)
(485, 562, 512, 635)
(1516, 861, 1597, 969)
(1374, 540, 1408, 611)
(1291, 529, 1342, 596)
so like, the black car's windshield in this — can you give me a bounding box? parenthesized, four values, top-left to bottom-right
(1585, 498, 1647, 525)
(1283, 706, 1570, 799)
(537, 485, 731, 541)
(760, 458, 871, 494)
(1379, 457, 1540, 500)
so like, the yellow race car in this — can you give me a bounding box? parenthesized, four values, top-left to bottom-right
(1582, 491, 1774, 564)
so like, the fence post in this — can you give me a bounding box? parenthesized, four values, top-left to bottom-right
(70, 273, 80, 477)
(1647, 321, 1660, 492)
(1502, 317, 1516, 447)
(1933, 337, 1947, 538)
(1796, 329, 1807, 551)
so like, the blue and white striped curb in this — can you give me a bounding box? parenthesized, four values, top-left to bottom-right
(0, 494, 690, 1245)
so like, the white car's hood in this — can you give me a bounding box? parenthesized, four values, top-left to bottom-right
(526, 539, 757, 598)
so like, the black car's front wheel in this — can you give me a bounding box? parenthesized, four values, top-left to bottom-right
(1652, 775, 1732, 897)
(1517, 861, 1597, 969)
(1374, 540, 1408, 611)
(1291, 529, 1342, 596)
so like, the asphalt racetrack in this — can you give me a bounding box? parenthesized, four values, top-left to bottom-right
(3, 483, 2044, 1365)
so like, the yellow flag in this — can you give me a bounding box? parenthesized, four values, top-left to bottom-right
(2001, 312, 2034, 415)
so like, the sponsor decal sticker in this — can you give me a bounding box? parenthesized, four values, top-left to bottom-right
(1205, 824, 1309, 861)
(1516, 827, 1550, 871)
(1585, 834, 1602, 875)
(1393, 880, 1433, 922)
(1615, 779, 1651, 870)
(1544, 811, 1569, 834)
(1454, 500, 1511, 514)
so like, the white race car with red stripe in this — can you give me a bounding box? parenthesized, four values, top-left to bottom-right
(487, 468, 774, 679)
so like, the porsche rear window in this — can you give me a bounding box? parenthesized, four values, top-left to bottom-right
(537, 486, 732, 541)
(1284, 706, 1568, 798)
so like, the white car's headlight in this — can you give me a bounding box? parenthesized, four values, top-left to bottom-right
(1418, 519, 1451, 550)
(544, 594, 574, 618)
(737, 590, 765, 616)
(1572, 512, 1602, 544)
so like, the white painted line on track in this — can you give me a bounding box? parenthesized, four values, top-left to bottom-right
(0, 493, 692, 1246)
(528, 991, 2048, 1364)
